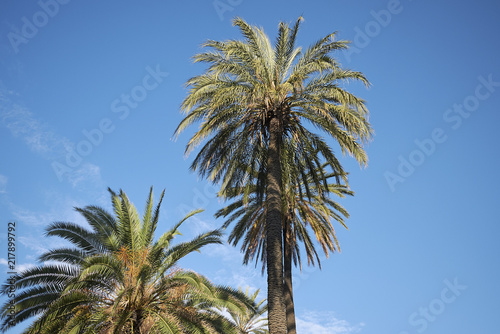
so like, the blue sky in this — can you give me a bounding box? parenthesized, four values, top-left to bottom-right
(1, 0, 499, 333)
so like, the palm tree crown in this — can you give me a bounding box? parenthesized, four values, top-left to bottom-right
(176, 16, 372, 196)
(1, 188, 256, 334)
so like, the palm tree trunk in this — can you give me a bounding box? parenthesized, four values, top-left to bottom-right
(266, 116, 287, 334)
(284, 218, 297, 334)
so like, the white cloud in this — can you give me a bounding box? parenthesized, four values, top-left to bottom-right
(182, 215, 218, 236)
(213, 263, 267, 296)
(8, 188, 90, 226)
(205, 242, 244, 262)
(18, 236, 51, 256)
(296, 311, 365, 334)
(0, 258, 35, 273)
(1, 192, 93, 263)
(0, 101, 72, 157)
(8, 198, 83, 228)
(0, 87, 104, 188)
(10, 206, 59, 227)
(14, 262, 36, 273)
(0, 184, 102, 273)
(67, 163, 102, 188)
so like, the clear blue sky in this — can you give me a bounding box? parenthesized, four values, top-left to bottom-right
(1, 1, 499, 333)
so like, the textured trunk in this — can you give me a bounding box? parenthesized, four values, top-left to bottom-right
(284, 218, 297, 334)
(266, 116, 287, 334)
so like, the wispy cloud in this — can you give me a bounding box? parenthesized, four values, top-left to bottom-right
(1, 189, 107, 266)
(215, 265, 265, 289)
(67, 163, 102, 188)
(205, 241, 244, 262)
(0, 99, 72, 158)
(0, 258, 35, 273)
(182, 214, 219, 236)
(207, 246, 266, 299)
(18, 236, 52, 257)
(296, 311, 365, 334)
(7, 194, 84, 228)
(0, 85, 103, 187)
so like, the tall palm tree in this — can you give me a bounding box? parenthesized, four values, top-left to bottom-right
(175, 16, 372, 333)
(1, 188, 256, 334)
(216, 165, 353, 334)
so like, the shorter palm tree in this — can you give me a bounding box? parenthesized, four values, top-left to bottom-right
(1, 187, 257, 334)
(216, 165, 352, 270)
(221, 288, 268, 334)
(216, 164, 353, 334)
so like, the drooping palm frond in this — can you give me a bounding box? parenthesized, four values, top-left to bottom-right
(216, 163, 352, 272)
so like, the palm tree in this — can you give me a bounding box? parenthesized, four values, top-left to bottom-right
(175, 16, 372, 333)
(1, 188, 256, 333)
(221, 288, 268, 334)
(216, 165, 353, 334)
